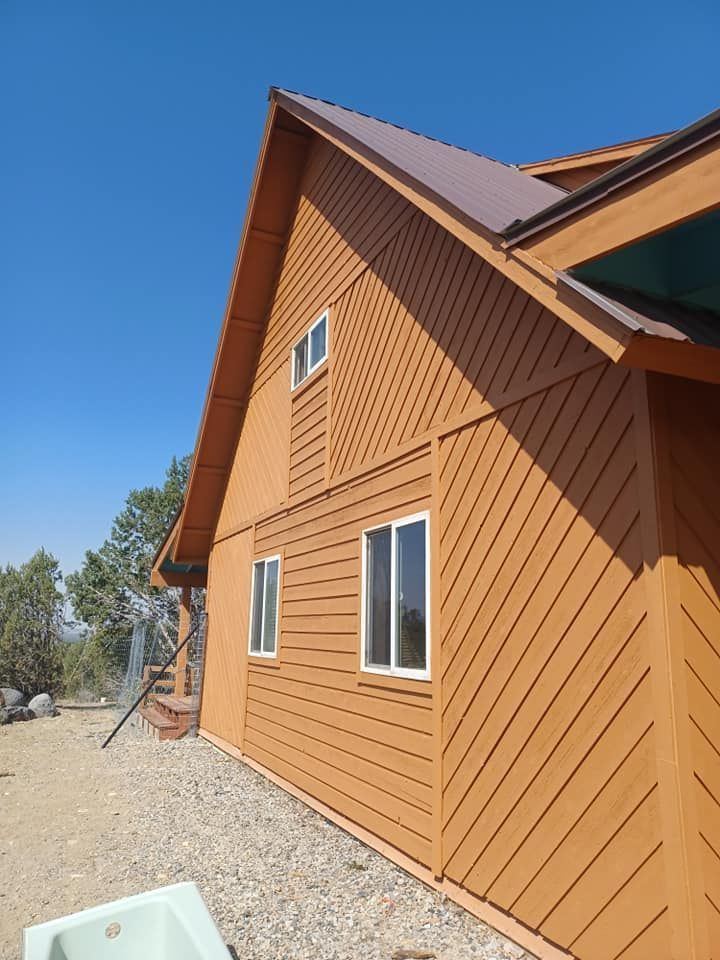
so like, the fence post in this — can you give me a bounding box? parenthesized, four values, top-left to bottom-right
(174, 585, 192, 696)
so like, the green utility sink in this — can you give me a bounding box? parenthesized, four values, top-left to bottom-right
(23, 883, 230, 960)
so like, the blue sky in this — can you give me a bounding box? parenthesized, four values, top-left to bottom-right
(2, 0, 719, 579)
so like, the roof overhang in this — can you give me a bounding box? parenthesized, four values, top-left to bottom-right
(504, 107, 720, 264)
(171, 100, 312, 564)
(150, 513, 208, 588)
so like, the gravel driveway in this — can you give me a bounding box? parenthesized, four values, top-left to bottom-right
(0, 711, 534, 960)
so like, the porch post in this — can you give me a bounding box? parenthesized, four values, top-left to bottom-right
(174, 584, 192, 696)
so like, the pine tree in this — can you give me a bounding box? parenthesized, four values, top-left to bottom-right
(0, 549, 64, 695)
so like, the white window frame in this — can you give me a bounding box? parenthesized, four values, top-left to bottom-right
(247, 554, 281, 658)
(291, 310, 329, 390)
(360, 511, 431, 681)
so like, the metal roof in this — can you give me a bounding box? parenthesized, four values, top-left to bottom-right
(558, 273, 720, 348)
(504, 106, 720, 244)
(273, 89, 565, 235)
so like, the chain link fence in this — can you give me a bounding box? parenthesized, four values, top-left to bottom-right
(61, 614, 207, 739)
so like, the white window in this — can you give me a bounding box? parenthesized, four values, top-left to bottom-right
(248, 555, 280, 657)
(292, 311, 328, 389)
(361, 512, 430, 680)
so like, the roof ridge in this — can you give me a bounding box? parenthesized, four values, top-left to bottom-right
(272, 87, 517, 171)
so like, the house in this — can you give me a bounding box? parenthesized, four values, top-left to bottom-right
(151, 90, 720, 960)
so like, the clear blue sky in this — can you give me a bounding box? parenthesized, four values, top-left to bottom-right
(2, 0, 718, 579)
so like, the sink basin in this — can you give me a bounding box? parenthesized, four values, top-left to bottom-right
(23, 882, 230, 960)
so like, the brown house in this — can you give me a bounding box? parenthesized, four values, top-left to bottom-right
(152, 91, 720, 960)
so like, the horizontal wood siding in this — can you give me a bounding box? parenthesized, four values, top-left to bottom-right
(201, 530, 252, 745)
(289, 368, 328, 500)
(216, 364, 290, 537)
(329, 208, 601, 479)
(245, 449, 434, 865)
(666, 376, 720, 954)
(439, 361, 668, 958)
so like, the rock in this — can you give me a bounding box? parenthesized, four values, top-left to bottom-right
(28, 693, 58, 718)
(0, 687, 26, 708)
(0, 707, 8, 725)
(6, 706, 35, 722)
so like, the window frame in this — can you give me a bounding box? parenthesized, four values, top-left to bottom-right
(247, 554, 281, 659)
(360, 511, 431, 681)
(291, 310, 329, 391)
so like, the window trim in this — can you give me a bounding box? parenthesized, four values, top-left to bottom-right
(247, 554, 281, 659)
(360, 511, 431, 681)
(291, 310, 329, 390)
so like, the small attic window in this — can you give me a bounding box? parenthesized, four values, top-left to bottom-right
(292, 311, 328, 389)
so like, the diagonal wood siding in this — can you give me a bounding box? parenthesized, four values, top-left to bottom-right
(438, 362, 668, 959)
(666, 376, 720, 954)
(330, 209, 597, 480)
(216, 364, 291, 537)
(253, 136, 414, 397)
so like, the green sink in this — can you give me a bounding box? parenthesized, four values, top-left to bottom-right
(23, 883, 230, 960)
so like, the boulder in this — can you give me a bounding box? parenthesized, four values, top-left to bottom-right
(6, 706, 35, 722)
(28, 693, 58, 718)
(0, 688, 26, 708)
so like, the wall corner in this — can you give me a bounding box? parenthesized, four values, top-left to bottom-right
(631, 369, 710, 960)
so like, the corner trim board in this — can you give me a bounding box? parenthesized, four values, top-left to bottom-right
(631, 369, 709, 960)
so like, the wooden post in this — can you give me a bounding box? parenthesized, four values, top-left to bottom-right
(174, 584, 192, 696)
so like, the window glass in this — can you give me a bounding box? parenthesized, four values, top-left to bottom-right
(365, 527, 391, 668)
(310, 315, 327, 368)
(250, 561, 265, 654)
(396, 521, 427, 671)
(361, 515, 429, 678)
(293, 335, 308, 387)
(262, 558, 279, 654)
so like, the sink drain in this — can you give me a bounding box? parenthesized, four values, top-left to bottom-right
(105, 922, 122, 939)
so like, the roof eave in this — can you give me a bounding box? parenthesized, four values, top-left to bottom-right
(504, 107, 720, 246)
(171, 96, 311, 564)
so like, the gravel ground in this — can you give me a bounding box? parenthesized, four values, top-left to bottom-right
(0, 711, 535, 960)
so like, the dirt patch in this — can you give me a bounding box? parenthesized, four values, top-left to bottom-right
(0, 712, 533, 960)
(0, 710, 129, 958)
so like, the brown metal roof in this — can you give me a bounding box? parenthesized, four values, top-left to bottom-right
(505, 106, 720, 244)
(274, 89, 565, 235)
(557, 273, 720, 348)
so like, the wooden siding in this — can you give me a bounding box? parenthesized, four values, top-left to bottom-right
(252, 135, 414, 397)
(533, 160, 618, 192)
(201, 529, 252, 746)
(245, 449, 434, 866)
(194, 136, 720, 960)
(289, 367, 328, 500)
(330, 209, 599, 479)
(438, 361, 669, 959)
(666, 376, 720, 955)
(216, 364, 290, 537)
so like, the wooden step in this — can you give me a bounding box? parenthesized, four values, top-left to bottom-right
(137, 704, 180, 741)
(153, 695, 198, 734)
(155, 694, 195, 715)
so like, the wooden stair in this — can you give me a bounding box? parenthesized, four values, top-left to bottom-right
(137, 694, 197, 741)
